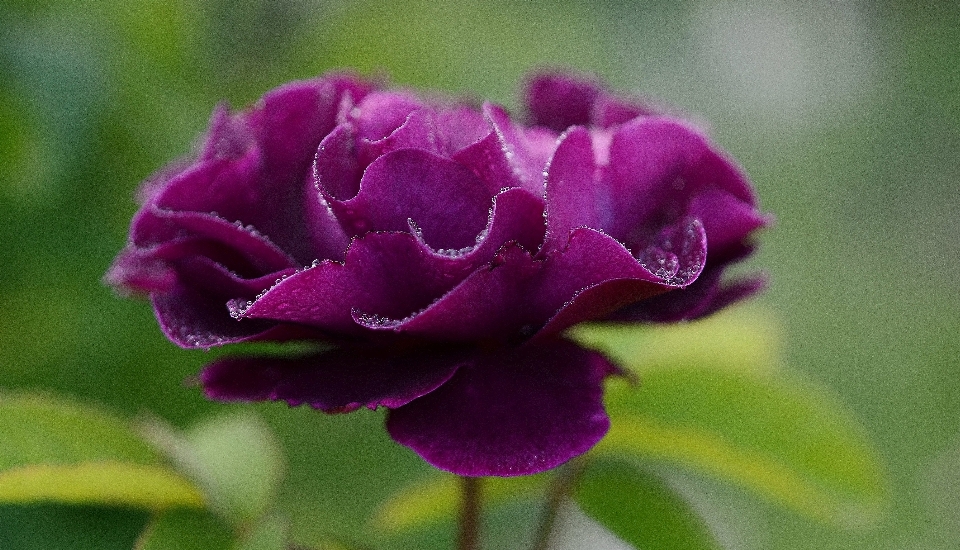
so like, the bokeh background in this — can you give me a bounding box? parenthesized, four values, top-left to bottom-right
(2, 0, 958, 548)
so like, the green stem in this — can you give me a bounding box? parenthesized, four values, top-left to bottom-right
(530, 458, 587, 550)
(457, 475, 482, 550)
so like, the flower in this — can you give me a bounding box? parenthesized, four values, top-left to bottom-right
(107, 71, 768, 476)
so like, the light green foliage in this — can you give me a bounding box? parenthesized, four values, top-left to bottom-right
(569, 306, 782, 376)
(0, 394, 204, 509)
(597, 368, 887, 528)
(142, 411, 285, 527)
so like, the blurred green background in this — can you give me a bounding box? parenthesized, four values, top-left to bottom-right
(1, 0, 958, 548)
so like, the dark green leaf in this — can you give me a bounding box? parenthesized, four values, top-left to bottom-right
(575, 459, 721, 550)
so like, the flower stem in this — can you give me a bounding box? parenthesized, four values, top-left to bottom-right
(530, 458, 587, 550)
(457, 475, 482, 550)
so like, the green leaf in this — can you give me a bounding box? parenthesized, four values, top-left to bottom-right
(574, 459, 722, 550)
(569, 306, 782, 376)
(596, 368, 888, 528)
(0, 504, 149, 550)
(0, 394, 204, 509)
(235, 514, 288, 550)
(135, 509, 234, 550)
(373, 473, 547, 533)
(142, 410, 284, 526)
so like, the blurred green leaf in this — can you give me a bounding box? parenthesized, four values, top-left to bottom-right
(136, 509, 233, 550)
(596, 368, 887, 528)
(569, 306, 782, 376)
(142, 410, 285, 527)
(574, 459, 721, 550)
(0, 394, 204, 509)
(373, 473, 547, 533)
(235, 514, 288, 550)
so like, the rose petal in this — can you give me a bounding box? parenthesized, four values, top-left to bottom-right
(132, 208, 297, 274)
(351, 90, 424, 142)
(689, 189, 770, 262)
(356, 243, 544, 342)
(328, 149, 493, 251)
(532, 220, 706, 339)
(357, 108, 443, 165)
(248, 75, 371, 177)
(542, 126, 604, 253)
(236, 232, 485, 335)
(201, 345, 463, 412)
(408, 187, 545, 262)
(610, 269, 767, 323)
(314, 123, 364, 201)
(386, 340, 615, 477)
(591, 92, 654, 128)
(454, 104, 556, 197)
(524, 72, 601, 132)
(436, 105, 490, 154)
(606, 117, 756, 250)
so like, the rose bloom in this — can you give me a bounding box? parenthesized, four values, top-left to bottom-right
(107, 72, 768, 476)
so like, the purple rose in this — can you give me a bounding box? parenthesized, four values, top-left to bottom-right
(107, 71, 768, 476)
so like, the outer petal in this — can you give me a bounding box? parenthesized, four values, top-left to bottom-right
(524, 72, 600, 132)
(386, 340, 616, 477)
(201, 346, 463, 413)
(533, 220, 706, 339)
(132, 208, 297, 275)
(247, 75, 372, 177)
(689, 189, 770, 262)
(524, 72, 652, 131)
(609, 265, 767, 323)
(151, 256, 297, 348)
(605, 117, 757, 248)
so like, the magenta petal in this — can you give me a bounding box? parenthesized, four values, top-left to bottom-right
(105, 246, 177, 295)
(351, 91, 424, 142)
(314, 123, 364, 202)
(532, 221, 706, 339)
(303, 171, 351, 262)
(153, 146, 264, 225)
(201, 346, 462, 412)
(132, 208, 297, 274)
(408, 187, 545, 262)
(358, 108, 443, 164)
(248, 75, 370, 176)
(606, 118, 755, 246)
(358, 244, 543, 342)
(591, 92, 654, 128)
(436, 105, 490, 154)
(452, 104, 559, 197)
(331, 149, 493, 250)
(689, 189, 770, 261)
(237, 232, 486, 334)
(524, 72, 601, 132)
(612, 269, 767, 323)
(543, 127, 602, 252)
(386, 340, 615, 477)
